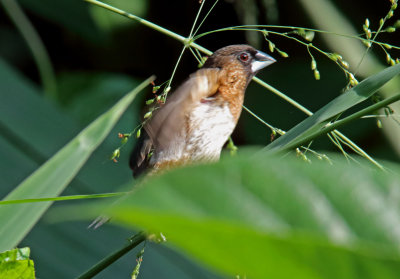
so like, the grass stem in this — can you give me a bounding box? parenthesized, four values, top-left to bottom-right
(283, 93, 400, 162)
(1, 0, 57, 99)
(76, 231, 147, 279)
(84, 0, 387, 169)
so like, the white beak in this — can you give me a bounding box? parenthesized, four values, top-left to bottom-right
(251, 50, 276, 73)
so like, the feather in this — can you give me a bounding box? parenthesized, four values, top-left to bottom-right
(129, 130, 153, 178)
(129, 45, 275, 177)
(145, 68, 221, 152)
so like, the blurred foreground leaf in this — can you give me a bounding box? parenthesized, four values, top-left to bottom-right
(0, 76, 153, 252)
(0, 247, 35, 279)
(58, 152, 400, 279)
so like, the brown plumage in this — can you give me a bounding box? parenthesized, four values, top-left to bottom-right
(130, 45, 275, 177)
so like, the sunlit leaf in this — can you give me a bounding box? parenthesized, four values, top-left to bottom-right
(0, 247, 35, 279)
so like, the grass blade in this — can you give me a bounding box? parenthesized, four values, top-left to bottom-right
(0, 192, 127, 205)
(264, 63, 400, 153)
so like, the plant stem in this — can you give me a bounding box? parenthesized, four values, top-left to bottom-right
(188, 0, 206, 38)
(331, 130, 383, 170)
(0, 192, 127, 205)
(84, 0, 314, 115)
(193, 0, 220, 36)
(353, 3, 392, 76)
(84, 0, 385, 169)
(193, 25, 366, 42)
(85, 0, 186, 43)
(251, 77, 313, 115)
(165, 46, 187, 93)
(243, 105, 281, 132)
(84, 0, 210, 53)
(1, 0, 57, 100)
(76, 231, 147, 279)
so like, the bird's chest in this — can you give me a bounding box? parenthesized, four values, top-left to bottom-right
(184, 102, 236, 161)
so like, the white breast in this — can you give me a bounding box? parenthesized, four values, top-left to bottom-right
(185, 102, 235, 161)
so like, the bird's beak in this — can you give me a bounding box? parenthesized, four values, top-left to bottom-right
(251, 50, 276, 73)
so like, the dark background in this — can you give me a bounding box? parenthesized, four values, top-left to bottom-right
(1, 0, 399, 278)
(1, 0, 399, 161)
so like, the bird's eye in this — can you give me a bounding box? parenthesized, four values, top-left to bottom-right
(239, 52, 249, 62)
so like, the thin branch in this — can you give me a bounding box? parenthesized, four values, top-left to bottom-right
(76, 232, 147, 279)
(188, 0, 207, 38)
(242, 105, 284, 134)
(84, 0, 388, 169)
(193, 0, 220, 36)
(281, 93, 400, 166)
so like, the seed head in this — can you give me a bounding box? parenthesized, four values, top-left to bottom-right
(314, 69, 320, 80)
(365, 18, 370, 28)
(311, 59, 317, 70)
(268, 41, 275, 52)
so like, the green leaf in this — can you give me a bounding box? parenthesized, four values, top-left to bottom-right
(264, 63, 400, 153)
(0, 247, 35, 279)
(59, 152, 400, 279)
(0, 76, 153, 252)
(0, 192, 125, 205)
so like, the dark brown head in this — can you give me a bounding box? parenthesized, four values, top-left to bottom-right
(202, 44, 276, 79)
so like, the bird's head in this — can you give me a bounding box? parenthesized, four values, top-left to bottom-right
(202, 44, 276, 79)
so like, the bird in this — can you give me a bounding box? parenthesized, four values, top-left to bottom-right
(130, 44, 276, 178)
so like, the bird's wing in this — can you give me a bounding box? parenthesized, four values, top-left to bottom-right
(129, 129, 153, 178)
(129, 68, 221, 177)
(145, 68, 221, 151)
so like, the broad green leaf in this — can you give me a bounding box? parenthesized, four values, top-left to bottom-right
(59, 152, 400, 279)
(0, 247, 35, 279)
(264, 63, 400, 152)
(0, 76, 153, 252)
